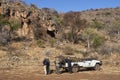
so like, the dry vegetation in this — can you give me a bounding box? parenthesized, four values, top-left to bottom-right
(0, 0, 120, 80)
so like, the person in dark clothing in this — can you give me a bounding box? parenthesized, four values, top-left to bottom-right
(65, 57, 72, 73)
(43, 57, 50, 75)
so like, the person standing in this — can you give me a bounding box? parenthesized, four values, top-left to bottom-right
(43, 57, 50, 75)
(65, 57, 72, 73)
(54, 57, 60, 74)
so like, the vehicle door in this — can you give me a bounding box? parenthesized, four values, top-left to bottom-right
(83, 59, 92, 67)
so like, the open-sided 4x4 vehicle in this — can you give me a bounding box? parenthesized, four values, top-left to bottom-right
(68, 58, 102, 72)
(55, 56, 102, 73)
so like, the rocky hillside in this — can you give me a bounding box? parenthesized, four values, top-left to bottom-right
(59, 8, 120, 55)
(0, 0, 120, 69)
(0, 0, 59, 45)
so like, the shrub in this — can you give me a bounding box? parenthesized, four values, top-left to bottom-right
(81, 28, 95, 49)
(108, 22, 120, 40)
(37, 39, 45, 48)
(62, 12, 87, 43)
(0, 14, 11, 46)
(62, 31, 80, 44)
(104, 12, 111, 16)
(9, 19, 22, 31)
(0, 14, 9, 26)
(81, 28, 104, 49)
(49, 38, 56, 47)
(92, 34, 103, 49)
(92, 20, 104, 29)
(97, 44, 113, 55)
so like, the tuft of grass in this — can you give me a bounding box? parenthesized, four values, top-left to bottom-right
(49, 38, 56, 47)
(37, 39, 45, 48)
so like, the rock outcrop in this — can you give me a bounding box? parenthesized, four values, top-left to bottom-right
(0, 1, 58, 42)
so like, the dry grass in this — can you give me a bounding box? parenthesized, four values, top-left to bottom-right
(0, 41, 120, 71)
(0, 50, 7, 58)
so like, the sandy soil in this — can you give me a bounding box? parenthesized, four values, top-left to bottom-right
(0, 65, 120, 80)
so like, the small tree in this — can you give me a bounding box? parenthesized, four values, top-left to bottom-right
(81, 28, 104, 49)
(81, 28, 95, 49)
(62, 12, 87, 43)
(92, 34, 103, 49)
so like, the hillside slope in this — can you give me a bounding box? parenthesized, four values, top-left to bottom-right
(0, 1, 120, 69)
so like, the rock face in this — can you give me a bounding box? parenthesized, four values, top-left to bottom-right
(0, 1, 58, 41)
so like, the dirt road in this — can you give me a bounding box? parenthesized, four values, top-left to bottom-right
(0, 66, 120, 80)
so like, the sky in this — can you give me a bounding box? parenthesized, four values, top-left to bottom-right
(23, 0, 120, 12)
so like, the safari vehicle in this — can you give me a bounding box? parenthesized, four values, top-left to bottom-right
(55, 56, 102, 73)
(67, 58, 102, 72)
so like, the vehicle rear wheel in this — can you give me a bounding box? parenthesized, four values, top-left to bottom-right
(72, 65, 79, 73)
(94, 64, 100, 70)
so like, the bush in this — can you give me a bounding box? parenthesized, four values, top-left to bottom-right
(9, 19, 22, 31)
(108, 22, 120, 40)
(92, 20, 104, 29)
(62, 12, 87, 43)
(49, 38, 56, 47)
(81, 28, 104, 49)
(92, 34, 103, 49)
(0, 14, 9, 26)
(0, 14, 11, 45)
(81, 28, 96, 49)
(63, 32, 79, 43)
(97, 44, 113, 55)
(104, 12, 111, 16)
(37, 39, 45, 48)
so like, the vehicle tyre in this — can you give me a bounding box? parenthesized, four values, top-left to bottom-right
(94, 64, 100, 70)
(72, 65, 79, 73)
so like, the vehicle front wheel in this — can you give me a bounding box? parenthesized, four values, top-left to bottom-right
(72, 65, 79, 73)
(94, 64, 100, 70)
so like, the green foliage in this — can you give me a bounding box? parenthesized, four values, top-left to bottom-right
(49, 38, 56, 47)
(81, 28, 104, 49)
(92, 20, 103, 29)
(37, 39, 45, 48)
(0, 14, 9, 26)
(9, 19, 22, 31)
(82, 28, 95, 40)
(81, 28, 95, 48)
(92, 34, 103, 49)
(55, 17, 62, 25)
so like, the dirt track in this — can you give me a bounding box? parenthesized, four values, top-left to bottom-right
(0, 66, 120, 80)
